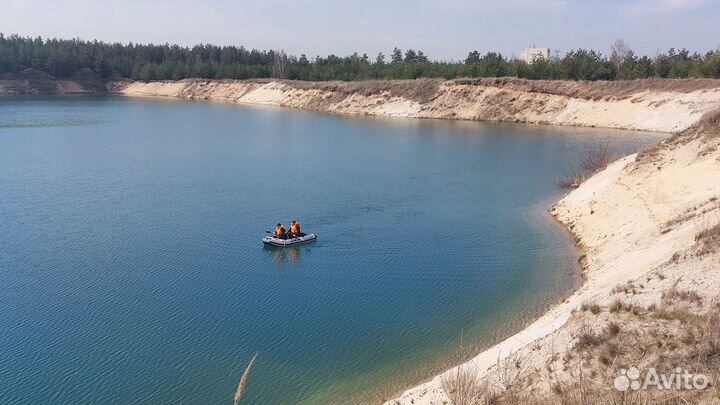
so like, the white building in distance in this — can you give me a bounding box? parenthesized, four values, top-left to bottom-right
(520, 47, 550, 63)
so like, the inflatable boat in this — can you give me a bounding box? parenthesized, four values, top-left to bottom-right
(262, 233, 317, 247)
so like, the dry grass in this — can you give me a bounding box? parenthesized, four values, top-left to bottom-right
(441, 332, 488, 405)
(611, 282, 638, 295)
(695, 222, 720, 256)
(580, 301, 602, 314)
(696, 108, 720, 139)
(697, 312, 720, 365)
(280, 78, 443, 104)
(637, 107, 720, 164)
(452, 77, 720, 102)
(441, 363, 486, 405)
(605, 321, 621, 337)
(243, 77, 720, 105)
(440, 299, 720, 405)
(440, 334, 541, 405)
(240, 77, 720, 104)
(441, 352, 537, 405)
(558, 144, 617, 188)
(576, 324, 602, 351)
(662, 198, 720, 234)
(552, 306, 720, 404)
(662, 285, 702, 305)
(608, 298, 633, 313)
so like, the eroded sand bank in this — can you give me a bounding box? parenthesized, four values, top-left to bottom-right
(109, 78, 720, 133)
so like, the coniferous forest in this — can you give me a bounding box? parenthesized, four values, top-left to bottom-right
(1, 34, 718, 82)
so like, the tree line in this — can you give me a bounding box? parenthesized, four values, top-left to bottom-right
(1, 34, 718, 82)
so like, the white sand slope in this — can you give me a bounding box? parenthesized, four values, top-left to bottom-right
(109, 79, 720, 133)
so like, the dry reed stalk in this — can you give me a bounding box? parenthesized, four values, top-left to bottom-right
(234, 352, 258, 405)
(558, 143, 617, 189)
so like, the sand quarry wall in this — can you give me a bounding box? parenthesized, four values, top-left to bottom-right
(109, 78, 720, 133)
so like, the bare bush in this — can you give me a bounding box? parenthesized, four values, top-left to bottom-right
(695, 222, 720, 255)
(558, 144, 617, 188)
(441, 363, 486, 405)
(575, 324, 602, 351)
(580, 301, 601, 314)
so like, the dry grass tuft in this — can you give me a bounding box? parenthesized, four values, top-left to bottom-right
(698, 312, 720, 364)
(611, 282, 638, 295)
(580, 301, 601, 314)
(558, 144, 617, 188)
(662, 284, 702, 304)
(441, 363, 486, 405)
(605, 321, 621, 337)
(695, 222, 720, 256)
(609, 299, 629, 313)
(697, 108, 720, 138)
(662, 197, 720, 234)
(575, 324, 602, 351)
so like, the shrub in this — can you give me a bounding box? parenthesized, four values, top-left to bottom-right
(558, 144, 617, 188)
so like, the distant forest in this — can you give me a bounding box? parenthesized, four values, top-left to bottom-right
(1, 34, 719, 82)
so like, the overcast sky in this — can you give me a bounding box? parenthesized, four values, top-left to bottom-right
(1, 0, 718, 60)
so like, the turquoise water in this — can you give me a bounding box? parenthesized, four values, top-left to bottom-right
(0, 96, 660, 405)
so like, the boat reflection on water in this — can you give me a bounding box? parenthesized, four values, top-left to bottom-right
(264, 245, 303, 265)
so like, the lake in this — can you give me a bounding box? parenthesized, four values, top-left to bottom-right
(0, 96, 660, 405)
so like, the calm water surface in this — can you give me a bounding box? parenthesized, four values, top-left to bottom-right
(0, 96, 661, 404)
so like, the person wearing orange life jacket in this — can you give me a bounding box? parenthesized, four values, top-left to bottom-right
(290, 220, 303, 237)
(275, 223, 287, 239)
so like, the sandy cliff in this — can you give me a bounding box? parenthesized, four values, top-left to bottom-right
(109, 78, 720, 133)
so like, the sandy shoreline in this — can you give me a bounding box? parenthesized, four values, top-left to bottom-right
(383, 195, 598, 405)
(107, 78, 720, 133)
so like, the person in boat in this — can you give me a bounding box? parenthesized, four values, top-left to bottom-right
(275, 223, 288, 239)
(290, 220, 303, 237)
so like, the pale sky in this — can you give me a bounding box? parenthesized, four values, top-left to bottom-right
(1, 0, 718, 60)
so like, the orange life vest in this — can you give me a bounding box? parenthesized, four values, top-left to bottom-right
(291, 223, 301, 234)
(276, 225, 286, 237)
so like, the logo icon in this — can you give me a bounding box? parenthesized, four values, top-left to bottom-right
(614, 367, 641, 391)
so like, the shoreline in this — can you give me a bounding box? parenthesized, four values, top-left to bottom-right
(383, 195, 597, 404)
(106, 78, 720, 133)
(4, 76, 720, 133)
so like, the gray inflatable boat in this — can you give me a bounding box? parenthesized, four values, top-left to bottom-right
(262, 233, 317, 247)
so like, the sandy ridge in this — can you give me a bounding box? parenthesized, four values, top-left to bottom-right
(108, 79, 720, 133)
